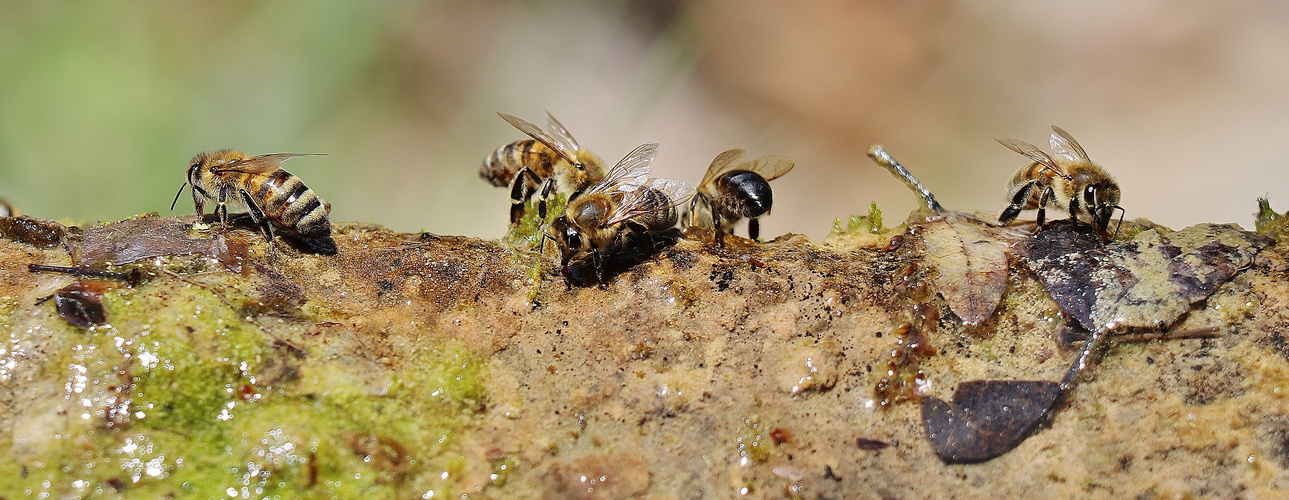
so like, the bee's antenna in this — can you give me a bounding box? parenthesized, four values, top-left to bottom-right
(1108, 205, 1126, 240)
(169, 183, 188, 211)
(539, 229, 557, 255)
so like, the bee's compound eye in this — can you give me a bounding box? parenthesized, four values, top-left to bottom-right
(563, 228, 582, 249)
(553, 217, 581, 249)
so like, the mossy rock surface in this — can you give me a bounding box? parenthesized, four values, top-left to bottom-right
(2, 210, 1288, 498)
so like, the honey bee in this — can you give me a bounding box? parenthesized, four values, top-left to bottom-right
(997, 126, 1124, 241)
(549, 142, 695, 286)
(481, 112, 606, 225)
(170, 149, 336, 255)
(686, 149, 795, 245)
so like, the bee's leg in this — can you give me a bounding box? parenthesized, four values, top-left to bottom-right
(712, 209, 726, 249)
(748, 218, 761, 242)
(1036, 186, 1056, 228)
(188, 185, 207, 221)
(239, 189, 277, 251)
(1067, 193, 1082, 224)
(692, 196, 725, 248)
(536, 178, 555, 221)
(593, 249, 608, 290)
(998, 181, 1037, 226)
(685, 195, 700, 228)
(217, 186, 232, 228)
(508, 168, 543, 225)
(623, 221, 648, 241)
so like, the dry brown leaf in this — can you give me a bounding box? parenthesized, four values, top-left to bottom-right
(918, 212, 1012, 325)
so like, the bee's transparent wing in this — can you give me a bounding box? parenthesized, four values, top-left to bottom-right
(996, 138, 1069, 179)
(1049, 126, 1091, 163)
(700, 149, 748, 185)
(497, 112, 579, 165)
(742, 155, 796, 181)
(586, 142, 658, 196)
(544, 111, 582, 154)
(606, 177, 696, 227)
(215, 153, 323, 174)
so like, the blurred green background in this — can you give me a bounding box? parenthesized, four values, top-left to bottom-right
(2, 1, 1288, 239)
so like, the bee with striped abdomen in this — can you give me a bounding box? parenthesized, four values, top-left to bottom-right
(686, 148, 794, 246)
(549, 142, 695, 286)
(997, 126, 1123, 242)
(171, 149, 336, 255)
(481, 112, 606, 225)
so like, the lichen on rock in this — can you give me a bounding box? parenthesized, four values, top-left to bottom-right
(1, 201, 1287, 497)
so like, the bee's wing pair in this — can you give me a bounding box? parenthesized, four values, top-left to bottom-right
(700, 149, 795, 186)
(497, 111, 583, 167)
(212, 153, 323, 174)
(580, 142, 695, 228)
(996, 125, 1089, 180)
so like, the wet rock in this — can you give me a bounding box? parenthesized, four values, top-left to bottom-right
(2, 212, 1287, 498)
(541, 453, 651, 499)
(766, 338, 843, 396)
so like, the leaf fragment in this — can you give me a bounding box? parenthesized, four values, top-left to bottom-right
(1026, 220, 1270, 331)
(919, 213, 1013, 325)
(921, 380, 1062, 464)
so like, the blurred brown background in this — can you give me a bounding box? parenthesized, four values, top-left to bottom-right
(1, 1, 1287, 239)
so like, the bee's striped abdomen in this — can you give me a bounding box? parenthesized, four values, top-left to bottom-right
(243, 169, 331, 237)
(480, 140, 557, 187)
(632, 187, 679, 231)
(1006, 162, 1055, 209)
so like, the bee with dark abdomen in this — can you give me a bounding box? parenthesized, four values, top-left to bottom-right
(686, 148, 794, 245)
(549, 142, 695, 286)
(997, 126, 1123, 242)
(171, 149, 336, 255)
(481, 112, 606, 225)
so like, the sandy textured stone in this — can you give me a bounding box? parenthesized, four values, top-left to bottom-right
(0, 211, 1287, 498)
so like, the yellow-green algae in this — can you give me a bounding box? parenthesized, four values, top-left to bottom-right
(504, 194, 569, 251)
(830, 202, 885, 236)
(1, 273, 487, 498)
(1256, 197, 1289, 240)
(825, 202, 902, 249)
(505, 195, 567, 304)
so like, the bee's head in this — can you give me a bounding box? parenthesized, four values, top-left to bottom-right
(551, 216, 587, 266)
(186, 159, 203, 187)
(1084, 182, 1124, 241)
(188, 153, 218, 197)
(171, 155, 207, 211)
